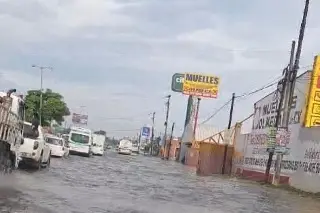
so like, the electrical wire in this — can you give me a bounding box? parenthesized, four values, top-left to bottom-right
(236, 77, 281, 99)
(200, 99, 232, 124)
(92, 107, 164, 121)
(237, 64, 312, 99)
(200, 76, 282, 125)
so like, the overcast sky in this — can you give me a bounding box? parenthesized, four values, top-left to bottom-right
(1, 0, 320, 138)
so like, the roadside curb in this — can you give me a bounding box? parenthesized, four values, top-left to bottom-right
(232, 174, 320, 199)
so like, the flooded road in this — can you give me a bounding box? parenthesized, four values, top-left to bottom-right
(1, 151, 320, 213)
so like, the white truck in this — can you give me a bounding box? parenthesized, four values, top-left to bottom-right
(92, 133, 105, 156)
(68, 126, 93, 157)
(0, 89, 25, 173)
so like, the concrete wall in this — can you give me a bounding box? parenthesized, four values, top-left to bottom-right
(288, 126, 320, 193)
(232, 71, 320, 193)
(233, 126, 320, 192)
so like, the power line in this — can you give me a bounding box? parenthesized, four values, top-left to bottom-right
(236, 77, 281, 99)
(200, 99, 232, 124)
(200, 76, 282, 125)
(91, 107, 164, 121)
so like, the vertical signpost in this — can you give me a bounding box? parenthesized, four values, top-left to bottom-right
(182, 73, 220, 148)
(170, 72, 220, 162)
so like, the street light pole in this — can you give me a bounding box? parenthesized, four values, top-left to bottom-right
(32, 65, 52, 126)
(40, 67, 43, 126)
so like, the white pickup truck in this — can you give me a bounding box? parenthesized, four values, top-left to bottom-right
(0, 89, 25, 173)
(19, 122, 51, 169)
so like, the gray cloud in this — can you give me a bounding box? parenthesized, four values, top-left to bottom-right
(1, 0, 320, 137)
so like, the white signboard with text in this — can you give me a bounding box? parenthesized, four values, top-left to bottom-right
(242, 71, 312, 175)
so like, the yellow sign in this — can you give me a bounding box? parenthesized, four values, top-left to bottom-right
(182, 73, 220, 98)
(304, 55, 320, 127)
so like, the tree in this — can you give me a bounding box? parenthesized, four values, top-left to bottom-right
(24, 89, 70, 126)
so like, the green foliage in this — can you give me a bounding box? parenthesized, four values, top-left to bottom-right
(25, 89, 70, 126)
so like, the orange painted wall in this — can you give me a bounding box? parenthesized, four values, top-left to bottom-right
(196, 143, 234, 176)
(185, 147, 199, 167)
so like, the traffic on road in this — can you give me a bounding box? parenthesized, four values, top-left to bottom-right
(2, 151, 320, 212)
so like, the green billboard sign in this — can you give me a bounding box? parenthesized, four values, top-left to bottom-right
(171, 73, 184, 93)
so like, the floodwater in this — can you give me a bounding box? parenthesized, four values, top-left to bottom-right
(1, 151, 320, 213)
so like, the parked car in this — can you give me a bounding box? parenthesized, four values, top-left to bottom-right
(45, 134, 69, 158)
(18, 122, 51, 169)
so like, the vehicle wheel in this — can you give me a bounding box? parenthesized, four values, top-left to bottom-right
(0, 142, 12, 174)
(37, 152, 43, 170)
(46, 154, 51, 168)
(36, 158, 42, 170)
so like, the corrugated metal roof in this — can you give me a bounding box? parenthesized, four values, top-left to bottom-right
(195, 124, 220, 142)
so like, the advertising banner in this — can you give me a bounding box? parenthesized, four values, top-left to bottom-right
(239, 71, 311, 175)
(182, 73, 220, 98)
(304, 55, 320, 127)
(142, 127, 151, 137)
(171, 73, 184, 93)
(72, 113, 88, 125)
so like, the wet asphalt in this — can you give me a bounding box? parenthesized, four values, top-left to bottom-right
(1, 150, 320, 213)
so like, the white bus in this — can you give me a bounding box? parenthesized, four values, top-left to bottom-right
(68, 126, 93, 157)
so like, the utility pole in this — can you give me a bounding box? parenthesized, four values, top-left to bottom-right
(264, 43, 296, 183)
(150, 112, 155, 156)
(193, 97, 201, 137)
(265, 0, 310, 184)
(138, 130, 142, 153)
(31, 65, 52, 126)
(288, 0, 310, 109)
(166, 122, 175, 160)
(273, 42, 296, 185)
(282, 41, 296, 128)
(222, 93, 235, 175)
(264, 64, 290, 183)
(162, 95, 171, 159)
